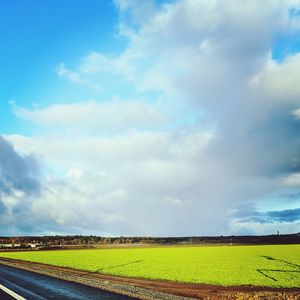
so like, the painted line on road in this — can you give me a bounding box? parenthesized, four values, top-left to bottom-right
(0, 284, 26, 300)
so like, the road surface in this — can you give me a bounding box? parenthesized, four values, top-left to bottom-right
(0, 264, 135, 300)
(0, 288, 16, 300)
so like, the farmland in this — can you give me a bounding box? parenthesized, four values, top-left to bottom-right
(0, 244, 299, 288)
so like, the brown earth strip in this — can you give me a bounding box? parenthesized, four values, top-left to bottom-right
(0, 258, 299, 300)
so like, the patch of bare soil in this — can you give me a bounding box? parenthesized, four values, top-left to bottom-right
(0, 258, 299, 300)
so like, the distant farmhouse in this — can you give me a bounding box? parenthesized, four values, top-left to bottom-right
(0, 238, 45, 250)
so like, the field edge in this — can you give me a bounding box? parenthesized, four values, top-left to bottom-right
(0, 258, 299, 300)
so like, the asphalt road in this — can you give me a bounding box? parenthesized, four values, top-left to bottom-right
(0, 264, 135, 300)
(0, 288, 16, 300)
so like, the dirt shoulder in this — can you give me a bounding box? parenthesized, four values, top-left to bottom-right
(0, 258, 299, 300)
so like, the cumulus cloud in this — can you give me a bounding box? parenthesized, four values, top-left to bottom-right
(0, 135, 40, 197)
(6, 0, 300, 235)
(13, 99, 168, 133)
(230, 204, 300, 235)
(56, 62, 100, 90)
(6, 130, 218, 235)
(250, 53, 300, 102)
(233, 203, 300, 224)
(0, 135, 42, 234)
(56, 63, 83, 84)
(114, 0, 158, 35)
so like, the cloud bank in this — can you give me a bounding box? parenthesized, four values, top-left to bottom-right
(0, 136, 43, 235)
(0, 136, 40, 196)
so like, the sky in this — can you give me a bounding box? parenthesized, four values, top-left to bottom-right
(1, 0, 300, 236)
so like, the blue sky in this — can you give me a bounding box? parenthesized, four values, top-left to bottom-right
(1, 0, 300, 236)
(0, 0, 122, 133)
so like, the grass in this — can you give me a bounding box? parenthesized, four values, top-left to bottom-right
(0, 244, 299, 288)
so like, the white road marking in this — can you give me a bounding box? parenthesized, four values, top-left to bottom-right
(0, 283, 26, 300)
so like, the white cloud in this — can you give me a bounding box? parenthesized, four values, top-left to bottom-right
(162, 196, 183, 206)
(114, 0, 157, 25)
(56, 63, 83, 84)
(13, 99, 168, 133)
(56, 62, 101, 89)
(229, 220, 300, 236)
(292, 108, 300, 119)
(250, 53, 300, 103)
(67, 168, 83, 179)
(283, 173, 300, 187)
(6, 131, 224, 235)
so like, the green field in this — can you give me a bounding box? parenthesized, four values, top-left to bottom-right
(0, 244, 299, 288)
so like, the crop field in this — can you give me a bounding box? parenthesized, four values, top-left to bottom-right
(0, 244, 299, 288)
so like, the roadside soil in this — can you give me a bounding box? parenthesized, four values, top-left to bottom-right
(0, 258, 299, 300)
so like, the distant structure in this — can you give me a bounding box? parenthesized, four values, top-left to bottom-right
(277, 230, 280, 235)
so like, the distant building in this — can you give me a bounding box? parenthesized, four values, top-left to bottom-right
(0, 243, 21, 248)
(0, 244, 13, 248)
(28, 243, 41, 248)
